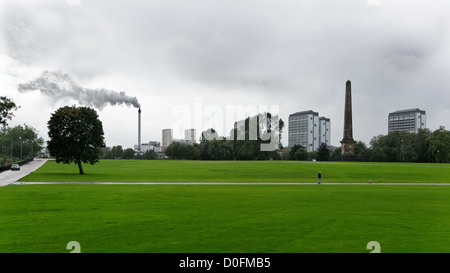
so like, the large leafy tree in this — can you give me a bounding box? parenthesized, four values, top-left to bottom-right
(0, 96, 19, 127)
(111, 145, 124, 159)
(294, 147, 309, 161)
(207, 139, 233, 160)
(316, 143, 330, 161)
(429, 126, 450, 163)
(232, 112, 284, 160)
(47, 106, 105, 174)
(165, 142, 199, 160)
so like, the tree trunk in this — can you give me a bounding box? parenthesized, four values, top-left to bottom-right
(77, 161, 84, 174)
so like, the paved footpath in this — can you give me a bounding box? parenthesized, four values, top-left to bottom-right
(11, 181, 450, 185)
(0, 158, 48, 187)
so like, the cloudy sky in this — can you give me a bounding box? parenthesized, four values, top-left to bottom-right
(1, 0, 449, 149)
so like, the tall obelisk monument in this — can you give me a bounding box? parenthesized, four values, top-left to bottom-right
(341, 80, 356, 156)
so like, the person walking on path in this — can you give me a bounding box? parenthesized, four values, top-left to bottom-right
(318, 171, 322, 184)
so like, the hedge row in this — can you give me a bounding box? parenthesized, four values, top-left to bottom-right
(0, 158, 34, 173)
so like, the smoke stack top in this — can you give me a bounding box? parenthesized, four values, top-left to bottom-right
(18, 70, 141, 109)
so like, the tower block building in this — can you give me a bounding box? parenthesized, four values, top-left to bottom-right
(341, 80, 356, 156)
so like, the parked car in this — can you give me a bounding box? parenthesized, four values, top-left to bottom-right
(11, 164, 20, 171)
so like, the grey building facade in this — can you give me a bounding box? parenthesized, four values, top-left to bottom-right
(288, 110, 330, 152)
(388, 108, 426, 134)
(162, 128, 173, 148)
(184, 129, 197, 144)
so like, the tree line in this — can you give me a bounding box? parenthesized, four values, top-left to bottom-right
(366, 128, 449, 163)
(165, 112, 285, 160)
(165, 126, 450, 163)
(0, 96, 44, 167)
(0, 124, 44, 166)
(285, 143, 331, 161)
(328, 128, 449, 163)
(100, 145, 158, 160)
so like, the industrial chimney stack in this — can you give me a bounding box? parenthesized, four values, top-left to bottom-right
(138, 108, 141, 151)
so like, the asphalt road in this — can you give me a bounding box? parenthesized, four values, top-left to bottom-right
(0, 158, 48, 187)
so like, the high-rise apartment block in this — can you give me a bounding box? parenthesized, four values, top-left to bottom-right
(288, 110, 331, 152)
(184, 129, 197, 144)
(388, 108, 426, 134)
(162, 128, 173, 148)
(319, 116, 331, 147)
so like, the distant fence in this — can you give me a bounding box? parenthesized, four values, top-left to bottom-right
(0, 158, 34, 173)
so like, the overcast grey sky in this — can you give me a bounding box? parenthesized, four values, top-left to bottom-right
(2, 0, 449, 149)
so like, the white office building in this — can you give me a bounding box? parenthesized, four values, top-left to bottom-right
(134, 141, 161, 153)
(184, 129, 197, 144)
(162, 129, 173, 148)
(289, 110, 331, 152)
(318, 117, 331, 146)
(388, 108, 426, 134)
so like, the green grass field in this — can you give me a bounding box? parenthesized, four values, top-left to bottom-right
(18, 159, 450, 183)
(2, 160, 450, 253)
(1, 184, 450, 253)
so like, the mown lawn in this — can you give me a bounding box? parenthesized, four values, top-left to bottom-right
(1, 184, 449, 253)
(19, 159, 450, 183)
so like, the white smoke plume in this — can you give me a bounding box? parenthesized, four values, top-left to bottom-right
(18, 70, 141, 109)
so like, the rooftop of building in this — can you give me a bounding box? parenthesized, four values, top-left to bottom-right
(289, 110, 319, 116)
(389, 108, 426, 115)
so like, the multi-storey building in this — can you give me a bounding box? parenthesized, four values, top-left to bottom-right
(134, 141, 161, 153)
(388, 108, 426, 134)
(289, 110, 330, 152)
(162, 129, 173, 148)
(319, 116, 331, 147)
(184, 129, 197, 144)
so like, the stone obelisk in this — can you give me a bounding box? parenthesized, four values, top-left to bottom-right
(341, 80, 356, 156)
